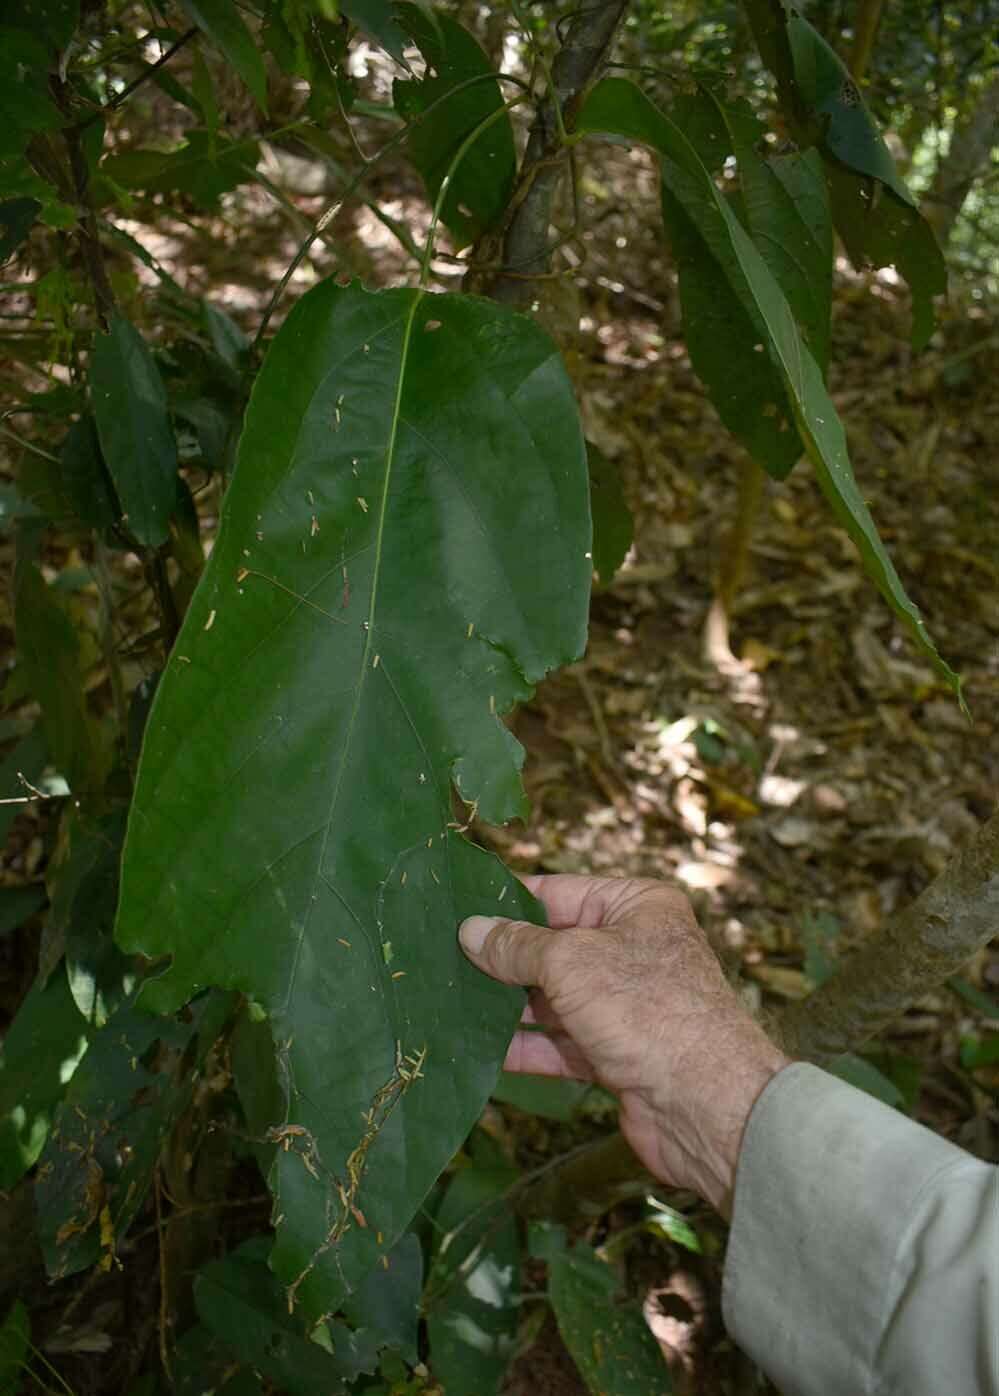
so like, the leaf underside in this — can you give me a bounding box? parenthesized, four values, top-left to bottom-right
(115, 280, 591, 1319)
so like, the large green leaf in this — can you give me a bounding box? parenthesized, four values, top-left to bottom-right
(393, 8, 516, 248)
(535, 1225, 671, 1395)
(742, 3, 945, 348)
(90, 313, 178, 547)
(36, 991, 233, 1278)
(13, 561, 102, 792)
(0, 966, 91, 1190)
(116, 280, 591, 1319)
(578, 78, 960, 700)
(178, 0, 268, 111)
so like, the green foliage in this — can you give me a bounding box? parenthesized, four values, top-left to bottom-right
(194, 1237, 385, 1391)
(90, 314, 179, 547)
(179, 0, 269, 111)
(13, 559, 103, 793)
(103, 131, 262, 209)
(115, 279, 591, 1318)
(0, 966, 92, 1190)
(393, 8, 517, 247)
(533, 1223, 672, 1395)
(578, 77, 961, 701)
(425, 1133, 521, 1393)
(587, 442, 634, 587)
(0, 2, 977, 1390)
(0, 1300, 30, 1396)
(743, 2, 947, 348)
(37, 990, 233, 1277)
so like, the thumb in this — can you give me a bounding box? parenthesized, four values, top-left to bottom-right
(458, 915, 557, 987)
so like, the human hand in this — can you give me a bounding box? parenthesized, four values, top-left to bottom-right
(459, 874, 790, 1216)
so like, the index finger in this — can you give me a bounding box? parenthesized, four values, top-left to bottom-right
(514, 872, 634, 929)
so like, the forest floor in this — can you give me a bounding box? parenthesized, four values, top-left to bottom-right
(3, 109, 999, 1394)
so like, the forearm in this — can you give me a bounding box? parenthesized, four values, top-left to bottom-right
(722, 1063, 999, 1396)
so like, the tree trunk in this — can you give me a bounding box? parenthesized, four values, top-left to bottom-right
(925, 73, 999, 248)
(779, 805, 999, 1062)
(485, 1, 629, 306)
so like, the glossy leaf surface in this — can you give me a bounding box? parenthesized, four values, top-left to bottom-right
(90, 314, 178, 548)
(578, 79, 960, 699)
(116, 280, 591, 1319)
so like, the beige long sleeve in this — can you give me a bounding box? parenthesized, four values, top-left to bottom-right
(723, 1062, 998, 1395)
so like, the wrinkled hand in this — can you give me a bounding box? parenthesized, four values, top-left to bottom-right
(459, 874, 790, 1216)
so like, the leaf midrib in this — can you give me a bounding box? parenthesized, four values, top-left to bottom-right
(280, 289, 426, 1019)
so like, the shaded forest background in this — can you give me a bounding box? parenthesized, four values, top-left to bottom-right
(1, 1, 997, 1392)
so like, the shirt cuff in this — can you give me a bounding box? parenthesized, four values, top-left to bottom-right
(722, 1061, 997, 1396)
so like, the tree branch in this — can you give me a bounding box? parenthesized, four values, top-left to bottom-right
(778, 805, 999, 1063)
(488, 1, 629, 304)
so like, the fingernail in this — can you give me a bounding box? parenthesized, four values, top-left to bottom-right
(459, 915, 496, 955)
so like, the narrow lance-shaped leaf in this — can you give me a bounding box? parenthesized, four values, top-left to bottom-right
(577, 79, 961, 701)
(742, 2, 945, 348)
(709, 87, 833, 375)
(653, 89, 804, 475)
(660, 180, 803, 477)
(90, 314, 178, 547)
(115, 280, 592, 1320)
